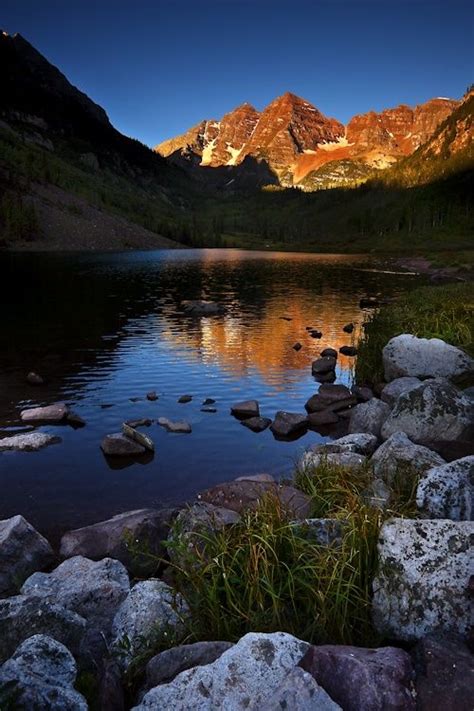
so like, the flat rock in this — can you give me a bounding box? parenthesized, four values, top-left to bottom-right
(380, 376, 422, 407)
(416, 456, 474, 520)
(21, 556, 130, 661)
(0, 594, 86, 664)
(372, 518, 473, 641)
(235, 473, 275, 483)
(383, 334, 474, 382)
(20, 402, 69, 423)
(380, 379, 474, 453)
(112, 580, 188, 666)
(122, 423, 154, 452)
(300, 643, 415, 711)
(199, 480, 312, 519)
(0, 635, 87, 710)
(0, 515, 54, 597)
(270, 411, 308, 438)
(371, 432, 446, 484)
(305, 384, 354, 414)
(230, 400, 260, 418)
(101, 433, 146, 456)
(145, 641, 234, 690)
(312, 356, 337, 374)
(241, 416, 272, 432)
(412, 632, 474, 711)
(311, 433, 378, 456)
(182, 300, 225, 315)
(300, 451, 367, 471)
(60, 508, 176, 577)
(132, 632, 309, 710)
(348, 399, 391, 439)
(0, 431, 60, 452)
(158, 418, 192, 433)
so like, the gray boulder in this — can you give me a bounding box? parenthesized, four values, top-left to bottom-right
(372, 518, 473, 640)
(60, 508, 176, 577)
(0, 515, 54, 597)
(380, 376, 422, 407)
(0, 634, 87, 710)
(371, 432, 445, 484)
(300, 451, 367, 471)
(112, 580, 188, 665)
(270, 411, 308, 438)
(145, 641, 233, 689)
(416, 456, 474, 520)
(311, 433, 378, 456)
(300, 643, 415, 711)
(21, 556, 130, 661)
(132, 631, 309, 710)
(264, 667, 341, 710)
(230, 400, 260, 418)
(383, 334, 474, 382)
(101, 433, 146, 456)
(0, 432, 60, 452)
(380, 379, 474, 453)
(0, 595, 86, 664)
(20, 402, 69, 423)
(348, 399, 391, 439)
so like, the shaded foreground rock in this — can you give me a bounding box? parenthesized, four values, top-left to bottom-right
(101, 433, 146, 456)
(199, 479, 312, 518)
(0, 431, 60, 452)
(371, 432, 445, 483)
(372, 518, 473, 641)
(300, 644, 415, 711)
(348, 398, 391, 439)
(416, 456, 474, 520)
(270, 411, 308, 438)
(0, 634, 87, 710)
(0, 594, 86, 664)
(60, 508, 176, 576)
(0, 515, 54, 597)
(145, 641, 233, 689)
(383, 334, 474, 382)
(133, 632, 310, 710)
(380, 376, 422, 407)
(20, 402, 69, 423)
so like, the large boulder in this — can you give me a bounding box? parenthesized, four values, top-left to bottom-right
(416, 456, 474, 521)
(380, 379, 474, 455)
(21, 556, 130, 661)
(132, 632, 310, 710)
(0, 594, 86, 664)
(300, 644, 415, 711)
(60, 508, 176, 577)
(112, 580, 188, 666)
(382, 335, 474, 382)
(348, 399, 391, 439)
(270, 411, 308, 438)
(199, 480, 311, 519)
(372, 519, 473, 641)
(311, 433, 378, 456)
(371, 432, 445, 484)
(0, 635, 87, 710)
(412, 632, 474, 711)
(145, 641, 233, 689)
(0, 432, 60, 452)
(0, 515, 54, 597)
(380, 377, 422, 407)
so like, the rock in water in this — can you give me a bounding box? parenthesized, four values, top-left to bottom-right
(20, 402, 69, 423)
(312, 356, 336, 375)
(0, 432, 60, 452)
(178, 394, 193, 403)
(0, 635, 88, 710)
(343, 323, 354, 333)
(101, 433, 146, 456)
(122, 423, 154, 452)
(230, 400, 260, 418)
(339, 345, 357, 356)
(182, 300, 225, 315)
(146, 391, 158, 401)
(372, 518, 473, 641)
(157, 418, 192, 433)
(321, 348, 338, 359)
(383, 334, 474, 382)
(241, 416, 272, 432)
(416, 456, 474, 520)
(26, 371, 44, 385)
(293, 342, 302, 351)
(270, 411, 308, 438)
(0, 515, 54, 597)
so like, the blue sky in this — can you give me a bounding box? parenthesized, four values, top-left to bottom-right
(2, 0, 473, 146)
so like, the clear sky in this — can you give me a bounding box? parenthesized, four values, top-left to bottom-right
(2, 0, 473, 146)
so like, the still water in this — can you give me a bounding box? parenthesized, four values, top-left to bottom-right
(0, 249, 423, 539)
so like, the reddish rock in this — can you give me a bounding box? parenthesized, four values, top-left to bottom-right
(199, 480, 311, 519)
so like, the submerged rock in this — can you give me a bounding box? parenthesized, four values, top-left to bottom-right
(101, 433, 146, 456)
(383, 334, 474, 382)
(178, 394, 193, 403)
(372, 518, 473, 641)
(0, 431, 60, 452)
(0, 515, 54, 597)
(339, 345, 357, 356)
(416, 456, 474, 521)
(20, 402, 69, 424)
(146, 391, 158, 401)
(343, 323, 354, 333)
(0, 635, 87, 710)
(158, 418, 192, 433)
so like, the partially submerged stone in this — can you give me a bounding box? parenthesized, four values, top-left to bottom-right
(307, 410, 339, 427)
(122, 422, 154, 452)
(371, 432, 445, 484)
(416, 456, 474, 521)
(26, 371, 44, 385)
(178, 394, 193, 403)
(101, 433, 146, 456)
(0, 515, 54, 597)
(348, 399, 391, 439)
(20, 402, 69, 423)
(158, 417, 192, 433)
(321, 348, 338, 359)
(241, 416, 272, 432)
(339, 345, 357, 356)
(372, 518, 473, 641)
(270, 411, 308, 438)
(383, 334, 474, 382)
(0, 431, 60, 452)
(230, 400, 260, 419)
(312, 356, 337, 375)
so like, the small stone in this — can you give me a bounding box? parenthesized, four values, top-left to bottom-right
(129, 397, 142, 402)
(339, 345, 357, 356)
(146, 391, 158, 401)
(158, 418, 192, 433)
(201, 407, 217, 413)
(178, 394, 192, 403)
(293, 342, 302, 351)
(241, 416, 272, 432)
(343, 323, 354, 333)
(230, 400, 260, 419)
(270, 411, 308, 439)
(359, 296, 379, 308)
(202, 398, 216, 405)
(101, 433, 146, 456)
(125, 418, 153, 428)
(310, 330, 323, 338)
(0, 432, 60, 452)
(26, 371, 44, 385)
(122, 423, 154, 452)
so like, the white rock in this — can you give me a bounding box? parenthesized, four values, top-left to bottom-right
(380, 377, 422, 407)
(20, 402, 69, 423)
(372, 518, 474, 641)
(383, 334, 474, 382)
(0, 515, 54, 597)
(0, 634, 87, 710)
(416, 456, 474, 520)
(300, 451, 367, 471)
(371, 432, 445, 483)
(311, 433, 378, 456)
(348, 399, 391, 439)
(0, 431, 60, 452)
(133, 632, 310, 710)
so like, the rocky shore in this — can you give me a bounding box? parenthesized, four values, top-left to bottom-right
(0, 332, 473, 709)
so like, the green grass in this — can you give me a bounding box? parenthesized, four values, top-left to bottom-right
(356, 282, 474, 385)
